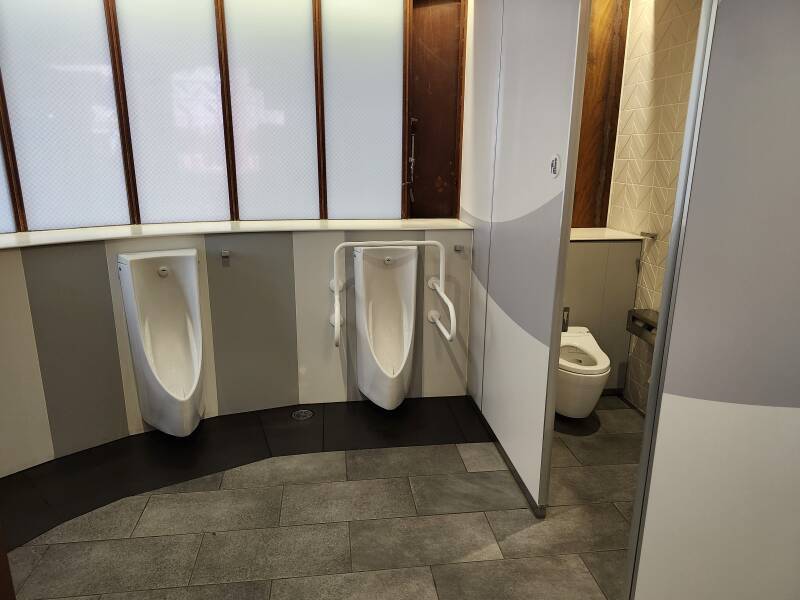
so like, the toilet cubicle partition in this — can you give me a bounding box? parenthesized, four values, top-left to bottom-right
(329, 240, 457, 347)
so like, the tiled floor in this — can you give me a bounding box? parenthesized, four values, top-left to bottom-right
(8, 397, 643, 600)
(9, 442, 599, 600)
(551, 396, 646, 600)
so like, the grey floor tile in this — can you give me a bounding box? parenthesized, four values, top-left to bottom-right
(17, 534, 201, 599)
(346, 445, 465, 480)
(190, 523, 350, 584)
(486, 505, 629, 558)
(581, 550, 629, 600)
(549, 465, 639, 505)
(432, 556, 605, 600)
(456, 443, 507, 472)
(101, 581, 271, 599)
(270, 567, 438, 600)
(560, 433, 643, 466)
(132, 488, 282, 537)
(597, 409, 644, 434)
(222, 452, 346, 489)
(410, 471, 528, 515)
(550, 438, 581, 467)
(8, 545, 48, 592)
(280, 478, 416, 525)
(29, 497, 148, 545)
(614, 501, 634, 521)
(596, 396, 627, 410)
(350, 513, 502, 571)
(147, 474, 224, 495)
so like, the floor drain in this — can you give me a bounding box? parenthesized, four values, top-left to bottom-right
(291, 409, 314, 421)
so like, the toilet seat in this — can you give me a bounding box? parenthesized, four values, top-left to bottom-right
(559, 327, 610, 375)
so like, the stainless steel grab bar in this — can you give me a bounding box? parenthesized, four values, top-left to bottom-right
(330, 240, 457, 347)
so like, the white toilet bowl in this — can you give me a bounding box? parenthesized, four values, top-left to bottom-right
(354, 246, 417, 410)
(118, 249, 204, 436)
(556, 326, 610, 418)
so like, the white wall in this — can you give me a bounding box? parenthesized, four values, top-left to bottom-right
(462, 0, 588, 504)
(635, 1, 800, 597)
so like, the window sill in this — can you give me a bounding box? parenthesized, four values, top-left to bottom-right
(0, 219, 472, 250)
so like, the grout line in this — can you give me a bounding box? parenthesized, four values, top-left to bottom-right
(428, 564, 442, 600)
(481, 511, 506, 559)
(276, 484, 285, 529)
(454, 443, 469, 473)
(187, 532, 204, 587)
(578, 553, 612, 600)
(346, 520, 353, 573)
(128, 494, 151, 538)
(407, 477, 419, 516)
(613, 501, 632, 522)
(11, 543, 52, 597)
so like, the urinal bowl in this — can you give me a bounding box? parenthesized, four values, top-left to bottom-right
(118, 249, 205, 437)
(354, 246, 417, 410)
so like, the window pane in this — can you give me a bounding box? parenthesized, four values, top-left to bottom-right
(0, 0, 130, 231)
(226, 0, 319, 220)
(0, 158, 13, 233)
(116, 0, 229, 224)
(322, 0, 403, 219)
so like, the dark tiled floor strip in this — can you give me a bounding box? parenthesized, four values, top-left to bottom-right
(0, 397, 492, 551)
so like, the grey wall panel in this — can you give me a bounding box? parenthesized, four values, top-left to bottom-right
(635, 2, 800, 598)
(205, 233, 299, 413)
(22, 242, 127, 458)
(660, 0, 799, 409)
(344, 230, 424, 401)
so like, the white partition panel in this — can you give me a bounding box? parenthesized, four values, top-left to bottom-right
(116, 0, 229, 224)
(0, 160, 14, 233)
(322, 0, 403, 219)
(0, 0, 130, 230)
(226, 0, 319, 220)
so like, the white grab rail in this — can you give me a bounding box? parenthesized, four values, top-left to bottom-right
(330, 240, 457, 347)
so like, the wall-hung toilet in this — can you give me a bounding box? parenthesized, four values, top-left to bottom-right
(354, 246, 417, 410)
(556, 326, 611, 418)
(118, 249, 204, 436)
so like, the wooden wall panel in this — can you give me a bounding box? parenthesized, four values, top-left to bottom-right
(408, 0, 464, 218)
(571, 0, 629, 228)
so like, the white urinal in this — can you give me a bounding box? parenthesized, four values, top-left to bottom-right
(118, 249, 204, 437)
(354, 246, 417, 410)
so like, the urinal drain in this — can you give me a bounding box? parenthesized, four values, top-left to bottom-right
(291, 409, 315, 421)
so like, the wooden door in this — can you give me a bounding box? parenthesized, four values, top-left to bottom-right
(407, 0, 465, 218)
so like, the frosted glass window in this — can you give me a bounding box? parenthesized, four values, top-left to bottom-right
(0, 0, 130, 231)
(322, 0, 403, 219)
(226, 0, 319, 220)
(0, 160, 13, 233)
(116, 0, 229, 224)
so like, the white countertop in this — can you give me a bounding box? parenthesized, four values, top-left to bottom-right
(570, 227, 643, 242)
(0, 218, 473, 250)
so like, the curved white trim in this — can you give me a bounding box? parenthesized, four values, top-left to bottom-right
(0, 219, 472, 251)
